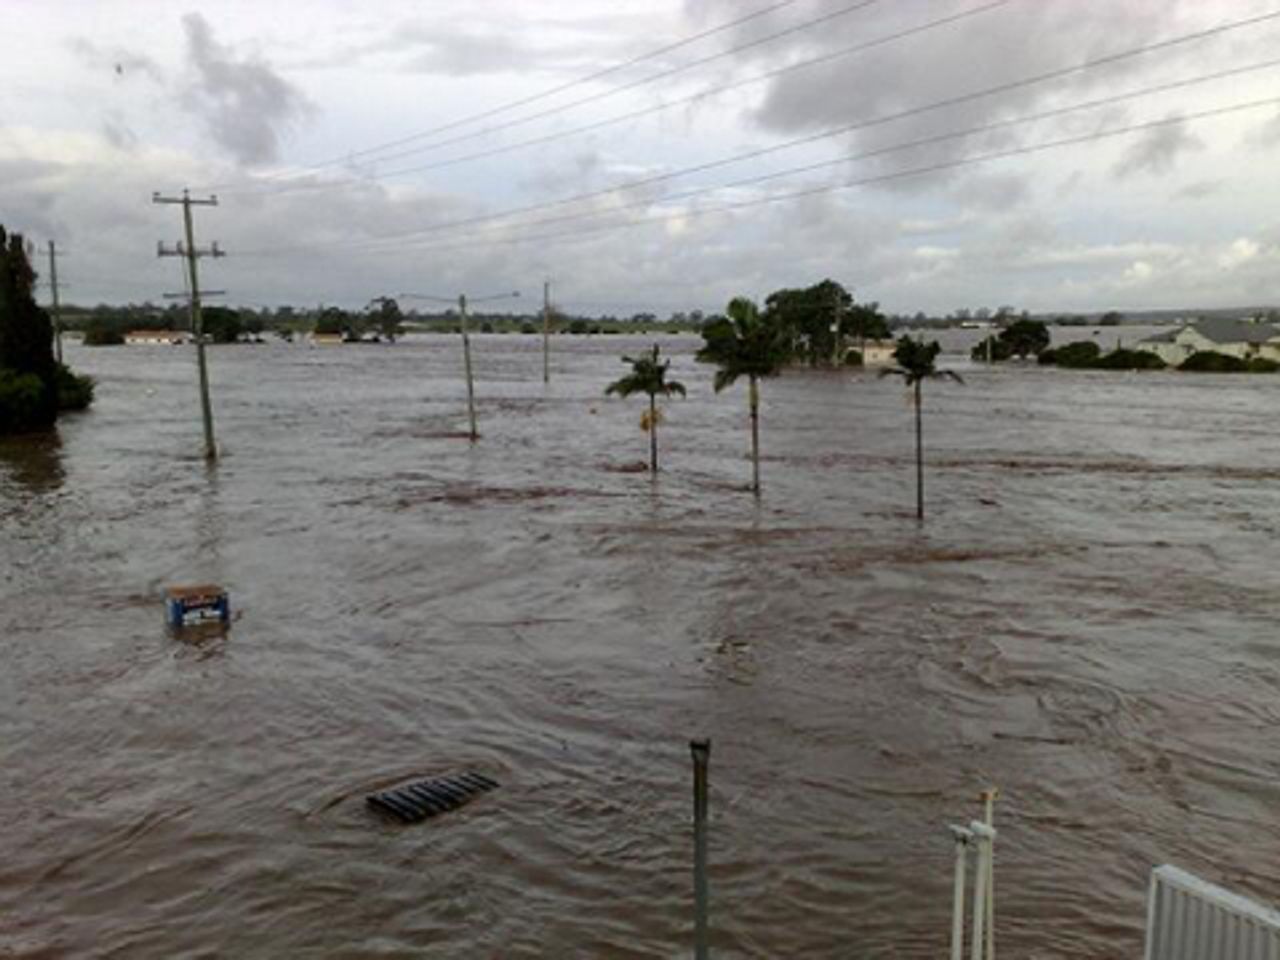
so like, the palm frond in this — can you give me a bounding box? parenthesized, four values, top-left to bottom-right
(713, 368, 739, 393)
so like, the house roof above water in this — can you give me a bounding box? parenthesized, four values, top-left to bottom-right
(1190, 317, 1279, 344)
(1138, 318, 1278, 346)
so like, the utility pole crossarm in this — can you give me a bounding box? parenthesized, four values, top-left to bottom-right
(152, 191, 219, 207)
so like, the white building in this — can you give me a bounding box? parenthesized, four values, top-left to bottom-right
(125, 330, 188, 345)
(856, 339, 898, 366)
(1135, 318, 1280, 366)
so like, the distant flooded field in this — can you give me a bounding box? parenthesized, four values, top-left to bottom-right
(2, 333, 1278, 957)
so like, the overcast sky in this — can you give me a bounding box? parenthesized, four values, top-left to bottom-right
(3, 0, 1279, 316)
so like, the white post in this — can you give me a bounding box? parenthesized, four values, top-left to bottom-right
(969, 821, 996, 960)
(982, 790, 998, 960)
(950, 826, 972, 960)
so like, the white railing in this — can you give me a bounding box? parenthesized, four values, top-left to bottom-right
(950, 788, 999, 960)
(1145, 865, 1280, 960)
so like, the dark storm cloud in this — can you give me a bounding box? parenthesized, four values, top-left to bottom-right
(1112, 118, 1203, 178)
(180, 12, 313, 166)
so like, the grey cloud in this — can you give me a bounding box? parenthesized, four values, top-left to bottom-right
(1244, 108, 1280, 148)
(1112, 118, 1203, 179)
(302, 11, 649, 78)
(1175, 179, 1221, 199)
(690, 0, 1219, 189)
(400, 29, 544, 77)
(180, 13, 313, 167)
(519, 151, 605, 195)
(950, 172, 1029, 211)
(101, 115, 140, 152)
(68, 37, 164, 82)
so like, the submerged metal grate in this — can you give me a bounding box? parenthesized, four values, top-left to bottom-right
(367, 772, 499, 824)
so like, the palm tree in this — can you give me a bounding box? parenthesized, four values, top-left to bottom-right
(605, 343, 686, 473)
(696, 297, 789, 494)
(879, 336, 963, 521)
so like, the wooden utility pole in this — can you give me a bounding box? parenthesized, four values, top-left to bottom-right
(831, 286, 842, 367)
(399, 289, 519, 442)
(46, 241, 63, 365)
(542, 279, 551, 384)
(154, 189, 224, 462)
(458, 293, 478, 442)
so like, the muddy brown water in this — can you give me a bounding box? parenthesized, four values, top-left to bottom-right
(2, 333, 1278, 958)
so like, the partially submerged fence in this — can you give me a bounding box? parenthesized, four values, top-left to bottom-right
(1145, 865, 1280, 960)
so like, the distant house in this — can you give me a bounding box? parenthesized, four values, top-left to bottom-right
(859, 339, 899, 366)
(1135, 318, 1280, 366)
(125, 330, 187, 345)
(309, 332, 344, 346)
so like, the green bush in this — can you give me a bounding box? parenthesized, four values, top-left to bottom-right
(1039, 340, 1102, 368)
(1247, 357, 1280, 373)
(55, 363, 95, 411)
(843, 349, 864, 367)
(1094, 348, 1166, 370)
(0, 368, 49, 434)
(83, 318, 125, 346)
(1180, 351, 1248, 372)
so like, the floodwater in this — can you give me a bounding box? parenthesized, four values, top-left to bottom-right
(2, 332, 1278, 958)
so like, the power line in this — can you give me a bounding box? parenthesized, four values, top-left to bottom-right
(205, 1, 804, 190)
(232, 0, 1007, 199)
(318, 95, 1280, 258)
(236, 8, 1280, 257)
(254, 59, 1280, 259)
(213, 0, 884, 192)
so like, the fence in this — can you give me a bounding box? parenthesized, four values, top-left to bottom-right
(1145, 865, 1280, 960)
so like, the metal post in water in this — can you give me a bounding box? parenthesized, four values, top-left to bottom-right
(950, 826, 973, 960)
(969, 821, 995, 960)
(691, 738, 710, 960)
(982, 789, 998, 960)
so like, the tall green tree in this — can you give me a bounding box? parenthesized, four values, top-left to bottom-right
(605, 343, 686, 474)
(696, 297, 788, 494)
(762, 279, 888, 365)
(1000, 318, 1050, 358)
(201, 306, 243, 344)
(369, 296, 403, 341)
(0, 226, 58, 433)
(879, 337, 963, 521)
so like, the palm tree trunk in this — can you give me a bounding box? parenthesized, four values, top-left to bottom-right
(649, 392, 658, 473)
(915, 379, 924, 521)
(748, 374, 760, 495)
